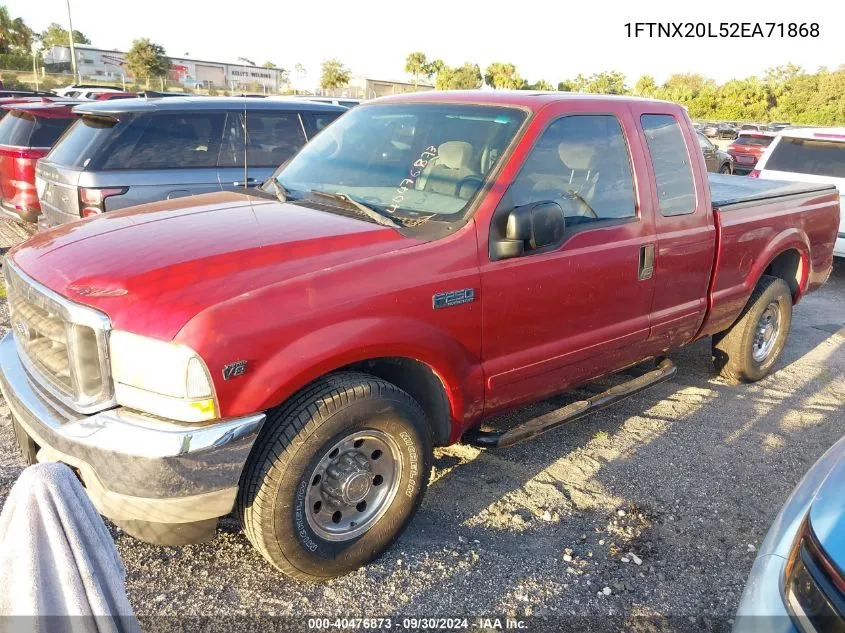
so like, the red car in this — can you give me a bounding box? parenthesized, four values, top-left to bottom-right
(0, 101, 78, 223)
(1, 92, 840, 580)
(93, 91, 137, 101)
(727, 133, 775, 174)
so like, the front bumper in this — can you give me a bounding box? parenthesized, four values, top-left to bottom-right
(0, 332, 266, 545)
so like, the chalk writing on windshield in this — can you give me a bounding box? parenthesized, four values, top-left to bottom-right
(385, 145, 438, 214)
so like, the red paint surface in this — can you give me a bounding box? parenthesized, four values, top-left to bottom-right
(9, 93, 840, 442)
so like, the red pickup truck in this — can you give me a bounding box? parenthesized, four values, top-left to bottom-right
(0, 92, 839, 581)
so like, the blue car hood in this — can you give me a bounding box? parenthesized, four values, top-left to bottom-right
(809, 456, 845, 577)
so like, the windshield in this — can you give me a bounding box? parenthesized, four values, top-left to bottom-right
(273, 103, 526, 222)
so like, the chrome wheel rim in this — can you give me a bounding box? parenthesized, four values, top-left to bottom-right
(305, 429, 403, 542)
(752, 302, 781, 362)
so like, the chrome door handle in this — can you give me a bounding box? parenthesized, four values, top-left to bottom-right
(639, 244, 655, 280)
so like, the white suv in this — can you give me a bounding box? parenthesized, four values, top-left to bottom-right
(753, 127, 845, 257)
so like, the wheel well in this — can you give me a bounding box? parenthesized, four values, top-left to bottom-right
(764, 249, 803, 299)
(343, 357, 452, 446)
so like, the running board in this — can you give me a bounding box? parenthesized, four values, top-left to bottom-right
(462, 358, 677, 448)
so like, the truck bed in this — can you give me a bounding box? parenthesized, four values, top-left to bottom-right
(700, 174, 840, 339)
(708, 173, 837, 209)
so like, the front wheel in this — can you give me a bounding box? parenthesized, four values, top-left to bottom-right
(719, 164, 732, 175)
(712, 275, 793, 383)
(237, 372, 432, 581)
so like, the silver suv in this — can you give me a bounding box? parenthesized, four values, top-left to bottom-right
(35, 96, 345, 229)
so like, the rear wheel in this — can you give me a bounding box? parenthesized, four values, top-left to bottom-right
(237, 372, 432, 581)
(712, 275, 793, 383)
(719, 164, 732, 175)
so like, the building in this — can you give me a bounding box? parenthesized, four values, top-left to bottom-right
(42, 44, 287, 92)
(318, 76, 434, 99)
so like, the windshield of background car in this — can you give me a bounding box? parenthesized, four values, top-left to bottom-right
(735, 135, 773, 147)
(275, 103, 526, 221)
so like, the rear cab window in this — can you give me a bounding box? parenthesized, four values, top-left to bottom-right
(640, 114, 697, 216)
(764, 137, 845, 178)
(0, 110, 74, 148)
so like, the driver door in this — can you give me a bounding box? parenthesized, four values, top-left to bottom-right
(478, 104, 657, 412)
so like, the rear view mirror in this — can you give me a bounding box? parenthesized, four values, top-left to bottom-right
(492, 202, 565, 260)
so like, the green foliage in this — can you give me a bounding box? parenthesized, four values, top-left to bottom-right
(320, 58, 351, 90)
(634, 75, 658, 97)
(125, 38, 169, 88)
(405, 51, 428, 85)
(484, 62, 522, 90)
(435, 62, 482, 90)
(0, 51, 31, 70)
(0, 6, 33, 54)
(39, 23, 90, 49)
(262, 61, 276, 68)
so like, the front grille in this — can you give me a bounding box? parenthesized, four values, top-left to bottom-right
(8, 293, 72, 393)
(3, 259, 114, 413)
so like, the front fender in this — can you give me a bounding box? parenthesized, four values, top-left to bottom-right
(227, 317, 484, 439)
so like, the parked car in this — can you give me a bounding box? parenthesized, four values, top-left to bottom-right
(303, 96, 363, 109)
(717, 123, 739, 139)
(727, 133, 775, 174)
(738, 124, 765, 134)
(0, 101, 79, 223)
(768, 122, 791, 133)
(35, 97, 345, 229)
(93, 92, 137, 101)
(733, 433, 845, 632)
(0, 96, 62, 120)
(752, 127, 845, 257)
(2, 92, 839, 580)
(697, 132, 734, 174)
(52, 84, 122, 98)
(77, 89, 128, 100)
(702, 122, 720, 137)
(0, 90, 54, 99)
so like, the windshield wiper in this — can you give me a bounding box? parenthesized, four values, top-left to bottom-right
(310, 190, 400, 228)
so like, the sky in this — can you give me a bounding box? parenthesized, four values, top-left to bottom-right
(7, 0, 840, 87)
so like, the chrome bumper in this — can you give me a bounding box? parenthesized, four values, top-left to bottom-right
(0, 332, 266, 543)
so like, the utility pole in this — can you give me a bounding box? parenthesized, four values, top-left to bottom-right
(66, 0, 79, 82)
(31, 41, 42, 91)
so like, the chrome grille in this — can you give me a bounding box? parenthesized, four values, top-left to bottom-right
(3, 259, 115, 413)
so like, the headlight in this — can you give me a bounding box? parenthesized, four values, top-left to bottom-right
(109, 331, 217, 422)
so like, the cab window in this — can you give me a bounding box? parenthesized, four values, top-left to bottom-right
(509, 114, 636, 226)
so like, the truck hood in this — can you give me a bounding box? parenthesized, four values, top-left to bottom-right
(11, 191, 420, 340)
(809, 455, 845, 580)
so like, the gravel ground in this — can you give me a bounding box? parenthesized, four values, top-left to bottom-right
(0, 236, 843, 631)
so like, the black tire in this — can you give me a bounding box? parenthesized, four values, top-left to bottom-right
(237, 372, 432, 581)
(712, 275, 792, 383)
(719, 164, 732, 175)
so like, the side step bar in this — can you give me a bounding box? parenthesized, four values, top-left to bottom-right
(463, 358, 677, 448)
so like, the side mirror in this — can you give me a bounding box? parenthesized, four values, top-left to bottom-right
(491, 202, 565, 260)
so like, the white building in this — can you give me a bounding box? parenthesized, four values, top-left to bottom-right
(42, 44, 287, 92)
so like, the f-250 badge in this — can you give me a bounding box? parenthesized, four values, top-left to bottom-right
(432, 288, 475, 310)
(222, 360, 248, 380)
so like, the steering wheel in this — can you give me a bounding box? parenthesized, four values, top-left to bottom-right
(455, 175, 484, 198)
(563, 189, 598, 219)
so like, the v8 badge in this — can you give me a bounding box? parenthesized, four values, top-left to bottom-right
(222, 360, 248, 380)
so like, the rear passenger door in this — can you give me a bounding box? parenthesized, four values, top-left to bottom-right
(218, 109, 309, 191)
(94, 110, 226, 208)
(629, 106, 715, 348)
